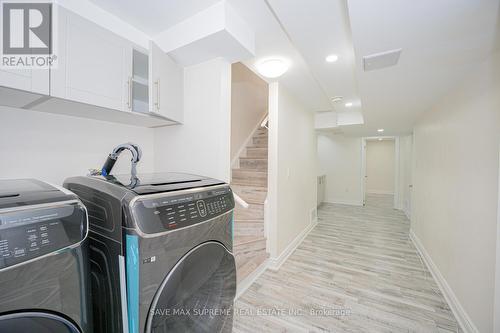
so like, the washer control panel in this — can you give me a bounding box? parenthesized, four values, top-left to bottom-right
(132, 186, 235, 234)
(0, 203, 87, 269)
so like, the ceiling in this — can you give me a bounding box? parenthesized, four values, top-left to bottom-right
(266, 0, 360, 114)
(89, 0, 220, 36)
(88, 0, 500, 137)
(228, 0, 332, 111)
(345, 0, 500, 136)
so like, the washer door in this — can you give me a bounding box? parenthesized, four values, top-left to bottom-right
(0, 312, 81, 332)
(146, 241, 236, 333)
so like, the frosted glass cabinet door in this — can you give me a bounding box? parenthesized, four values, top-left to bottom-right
(51, 7, 132, 111)
(149, 42, 184, 123)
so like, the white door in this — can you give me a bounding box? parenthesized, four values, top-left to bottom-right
(51, 8, 132, 111)
(149, 42, 183, 123)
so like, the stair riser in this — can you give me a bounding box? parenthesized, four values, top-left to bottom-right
(234, 207, 264, 220)
(240, 159, 268, 171)
(232, 177, 267, 187)
(232, 170, 267, 186)
(234, 239, 267, 253)
(253, 137, 268, 146)
(246, 149, 268, 158)
(253, 130, 268, 137)
(234, 225, 264, 236)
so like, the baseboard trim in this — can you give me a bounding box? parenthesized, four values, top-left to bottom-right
(409, 230, 478, 333)
(235, 258, 269, 299)
(268, 219, 318, 271)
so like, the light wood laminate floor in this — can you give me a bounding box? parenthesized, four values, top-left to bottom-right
(233, 194, 460, 332)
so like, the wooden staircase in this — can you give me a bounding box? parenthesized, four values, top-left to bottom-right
(231, 127, 269, 284)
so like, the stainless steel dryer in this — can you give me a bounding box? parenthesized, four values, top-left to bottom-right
(64, 173, 236, 333)
(0, 179, 91, 333)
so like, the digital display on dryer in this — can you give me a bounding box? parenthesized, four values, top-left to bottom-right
(132, 187, 235, 234)
(0, 203, 87, 269)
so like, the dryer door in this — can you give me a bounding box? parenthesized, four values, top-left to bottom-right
(146, 241, 236, 333)
(0, 312, 81, 332)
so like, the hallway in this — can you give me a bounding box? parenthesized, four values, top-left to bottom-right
(234, 195, 460, 332)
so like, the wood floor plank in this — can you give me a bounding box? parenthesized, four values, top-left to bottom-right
(234, 194, 461, 332)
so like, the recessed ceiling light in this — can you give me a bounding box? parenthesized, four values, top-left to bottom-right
(326, 54, 338, 63)
(345, 102, 353, 107)
(331, 96, 343, 103)
(377, 128, 384, 132)
(256, 58, 290, 78)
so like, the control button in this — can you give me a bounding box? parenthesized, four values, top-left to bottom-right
(29, 241, 39, 251)
(13, 248, 26, 257)
(196, 200, 207, 217)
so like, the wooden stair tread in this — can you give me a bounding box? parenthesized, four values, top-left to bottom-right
(236, 251, 269, 282)
(239, 157, 267, 160)
(234, 235, 266, 246)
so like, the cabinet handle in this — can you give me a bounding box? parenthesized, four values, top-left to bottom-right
(127, 77, 132, 110)
(154, 79, 160, 111)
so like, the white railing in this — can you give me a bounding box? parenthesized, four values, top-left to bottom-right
(260, 114, 269, 129)
(233, 192, 249, 209)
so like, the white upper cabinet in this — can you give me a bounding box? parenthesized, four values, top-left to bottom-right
(0, 65, 49, 96)
(51, 8, 132, 111)
(149, 42, 184, 123)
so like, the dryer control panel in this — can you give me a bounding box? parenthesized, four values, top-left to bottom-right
(0, 202, 87, 269)
(131, 186, 235, 235)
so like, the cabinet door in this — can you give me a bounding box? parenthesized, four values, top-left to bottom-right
(149, 42, 183, 123)
(0, 65, 48, 95)
(51, 8, 132, 111)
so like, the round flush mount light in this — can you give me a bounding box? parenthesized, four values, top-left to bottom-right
(326, 54, 339, 63)
(256, 58, 290, 78)
(345, 102, 353, 107)
(331, 96, 343, 103)
(377, 128, 384, 132)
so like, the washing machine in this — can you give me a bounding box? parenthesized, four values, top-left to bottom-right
(0, 179, 91, 332)
(64, 172, 236, 333)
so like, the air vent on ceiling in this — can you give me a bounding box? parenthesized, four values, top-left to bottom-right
(363, 48, 402, 71)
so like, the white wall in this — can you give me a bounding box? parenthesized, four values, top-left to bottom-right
(366, 139, 395, 195)
(231, 62, 268, 162)
(411, 52, 500, 332)
(397, 135, 413, 217)
(317, 134, 363, 205)
(154, 58, 232, 182)
(268, 82, 317, 257)
(0, 106, 155, 185)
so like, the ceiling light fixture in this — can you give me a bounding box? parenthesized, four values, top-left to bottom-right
(377, 128, 384, 132)
(326, 54, 338, 63)
(256, 58, 290, 78)
(345, 102, 353, 107)
(331, 96, 343, 103)
(378, 138, 383, 141)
